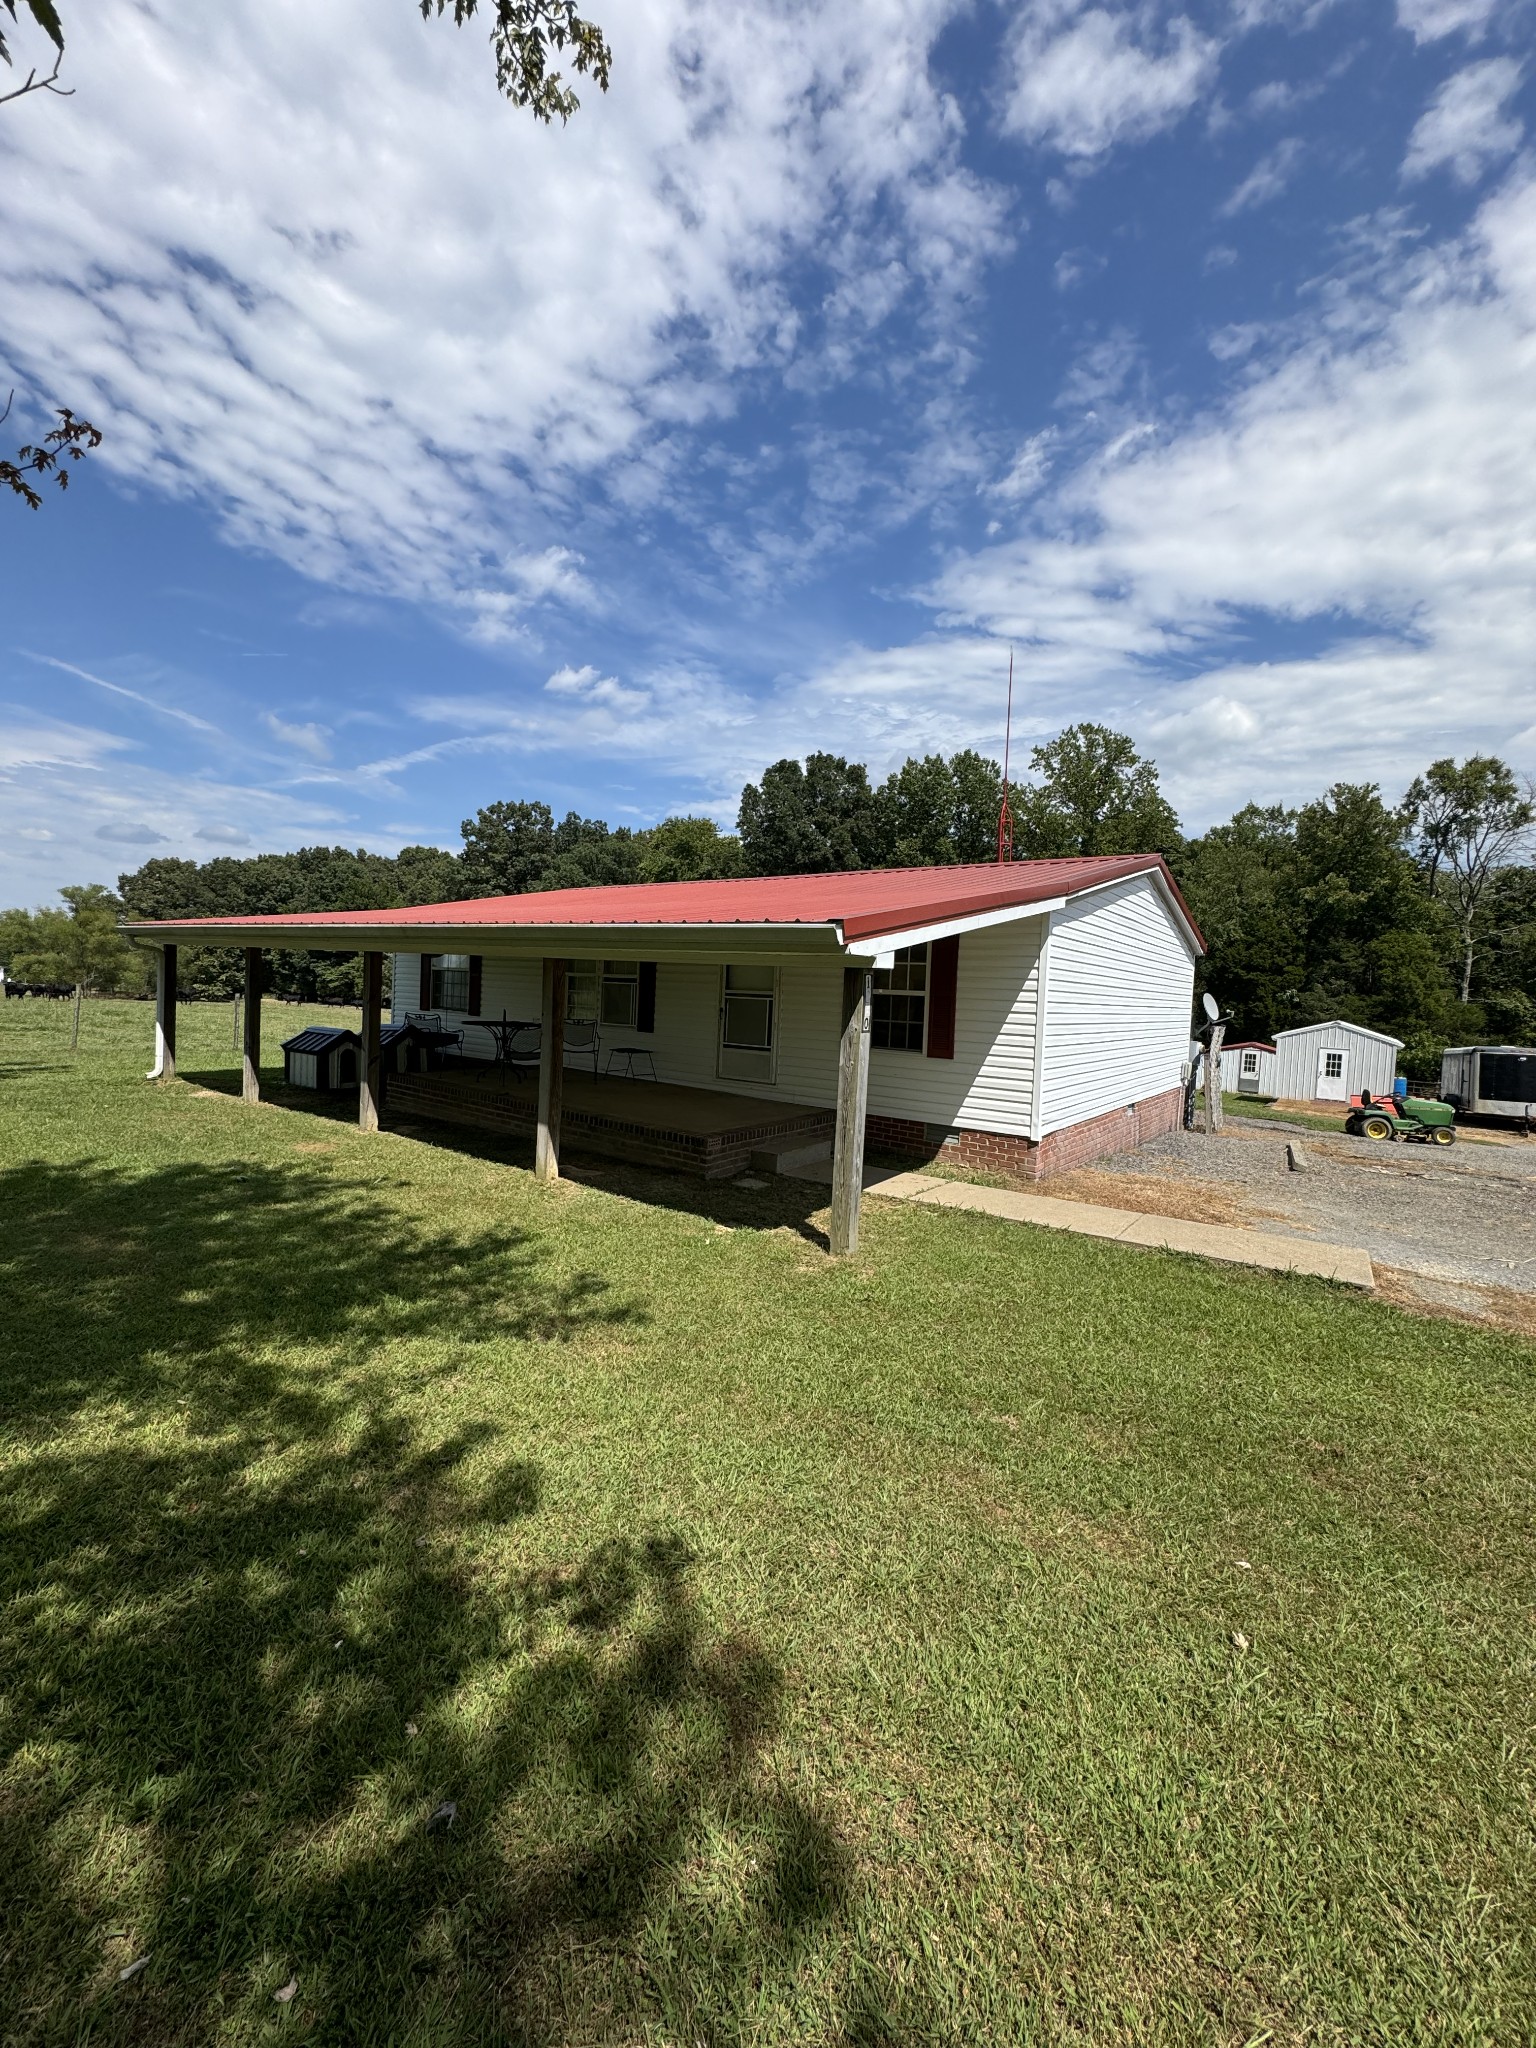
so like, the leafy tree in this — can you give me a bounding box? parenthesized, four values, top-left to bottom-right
(421, 0, 611, 122)
(394, 843, 464, 905)
(637, 817, 743, 883)
(870, 751, 1004, 867)
(1290, 782, 1458, 1035)
(1012, 724, 1183, 859)
(2, 399, 100, 507)
(1402, 755, 1535, 1003)
(459, 800, 558, 896)
(3, 885, 144, 1039)
(737, 755, 880, 876)
(1180, 805, 1305, 1038)
(3, 2, 611, 119)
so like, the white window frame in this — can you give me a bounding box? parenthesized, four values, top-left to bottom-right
(871, 942, 929, 1055)
(717, 964, 778, 1084)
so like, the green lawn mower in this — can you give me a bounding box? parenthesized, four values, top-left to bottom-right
(1346, 1090, 1457, 1145)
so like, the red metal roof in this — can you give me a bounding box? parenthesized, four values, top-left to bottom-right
(127, 854, 1203, 949)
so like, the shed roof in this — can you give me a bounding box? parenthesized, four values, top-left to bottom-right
(126, 854, 1203, 954)
(1274, 1019, 1404, 1048)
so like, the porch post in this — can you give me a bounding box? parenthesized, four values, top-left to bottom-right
(149, 944, 177, 1083)
(829, 965, 872, 1257)
(536, 956, 566, 1182)
(242, 947, 262, 1104)
(360, 950, 384, 1133)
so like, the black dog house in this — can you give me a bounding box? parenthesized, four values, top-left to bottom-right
(281, 1021, 437, 1092)
(282, 1026, 361, 1091)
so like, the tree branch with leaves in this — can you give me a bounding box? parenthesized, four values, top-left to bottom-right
(0, 0, 68, 105)
(1, 394, 101, 507)
(421, 0, 611, 121)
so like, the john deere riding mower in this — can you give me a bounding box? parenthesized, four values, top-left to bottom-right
(1345, 1090, 1457, 1145)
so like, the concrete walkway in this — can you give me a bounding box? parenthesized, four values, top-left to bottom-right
(788, 1161, 1376, 1288)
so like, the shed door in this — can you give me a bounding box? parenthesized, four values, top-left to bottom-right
(1316, 1046, 1348, 1101)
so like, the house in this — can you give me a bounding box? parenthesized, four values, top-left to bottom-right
(1274, 1020, 1402, 1103)
(1226, 1041, 1277, 1097)
(127, 855, 1203, 1255)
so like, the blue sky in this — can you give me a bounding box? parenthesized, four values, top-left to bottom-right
(1, 0, 1533, 904)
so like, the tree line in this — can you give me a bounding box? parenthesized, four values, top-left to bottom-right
(3, 726, 1531, 1084)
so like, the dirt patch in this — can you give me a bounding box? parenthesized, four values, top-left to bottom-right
(1040, 1166, 1286, 1229)
(1374, 1266, 1536, 1340)
(293, 1140, 339, 1155)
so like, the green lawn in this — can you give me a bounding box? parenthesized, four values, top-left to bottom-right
(3, 998, 1533, 2046)
(1220, 1094, 1352, 1132)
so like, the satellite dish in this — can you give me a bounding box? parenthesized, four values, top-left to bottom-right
(1202, 992, 1220, 1022)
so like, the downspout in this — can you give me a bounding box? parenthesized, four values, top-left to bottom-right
(1028, 913, 1053, 1145)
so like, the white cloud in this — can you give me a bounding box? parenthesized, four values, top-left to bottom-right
(988, 431, 1059, 500)
(1001, 3, 1220, 160)
(96, 823, 169, 844)
(1396, 0, 1503, 41)
(0, 0, 1004, 629)
(875, 168, 1536, 822)
(261, 712, 333, 762)
(1402, 59, 1523, 184)
(196, 824, 254, 844)
(1220, 136, 1305, 215)
(21, 653, 222, 734)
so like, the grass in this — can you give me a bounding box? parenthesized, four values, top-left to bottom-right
(2, 997, 1534, 2046)
(1220, 1094, 1352, 1131)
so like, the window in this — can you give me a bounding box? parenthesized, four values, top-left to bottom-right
(567, 960, 639, 1029)
(1323, 1050, 1345, 1079)
(872, 943, 928, 1052)
(722, 964, 774, 1048)
(431, 954, 470, 1012)
(1242, 1050, 1258, 1075)
(719, 964, 776, 1081)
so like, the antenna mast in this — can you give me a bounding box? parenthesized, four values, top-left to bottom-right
(996, 646, 1015, 864)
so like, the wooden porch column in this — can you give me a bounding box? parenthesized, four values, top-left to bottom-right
(829, 965, 872, 1257)
(360, 950, 384, 1133)
(536, 956, 567, 1182)
(242, 947, 262, 1104)
(149, 944, 177, 1083)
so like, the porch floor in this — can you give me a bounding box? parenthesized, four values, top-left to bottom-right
(386, 1064, 836, 1180)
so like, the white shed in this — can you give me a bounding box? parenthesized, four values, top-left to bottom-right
(1227, 1040, 1277, 1097)
(1274, 1021, 1401, 1103)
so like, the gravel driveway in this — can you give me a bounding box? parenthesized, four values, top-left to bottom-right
(1062, 1117, 1536, 1327)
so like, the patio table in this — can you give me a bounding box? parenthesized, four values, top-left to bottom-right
(463, 1014, 541, 1079)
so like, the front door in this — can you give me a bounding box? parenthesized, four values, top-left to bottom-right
(1316, 1046, 1348, 1100)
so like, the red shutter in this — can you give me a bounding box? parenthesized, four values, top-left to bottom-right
(926, 936, 958, 1059)
(637, 961, 657, 1033)
(467, 955, 482, 1016)
(418, 954, 434, 1012)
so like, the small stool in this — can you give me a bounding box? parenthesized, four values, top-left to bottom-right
(605, 1048, 656, 1081)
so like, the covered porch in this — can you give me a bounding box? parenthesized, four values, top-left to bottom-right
(136, 936, 875, 1253)
(387, 1064, 836, 1181)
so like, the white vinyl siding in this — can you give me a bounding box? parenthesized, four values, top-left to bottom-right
(390, 914, 1050, 1136)
(1038, 874, 1197, 1137)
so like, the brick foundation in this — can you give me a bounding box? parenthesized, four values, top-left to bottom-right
(865, 1084, 1185, 1181)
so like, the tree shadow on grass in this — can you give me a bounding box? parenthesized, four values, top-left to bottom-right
(1, 1155, 640, 1435)
(0, 1161, 861, 2043)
